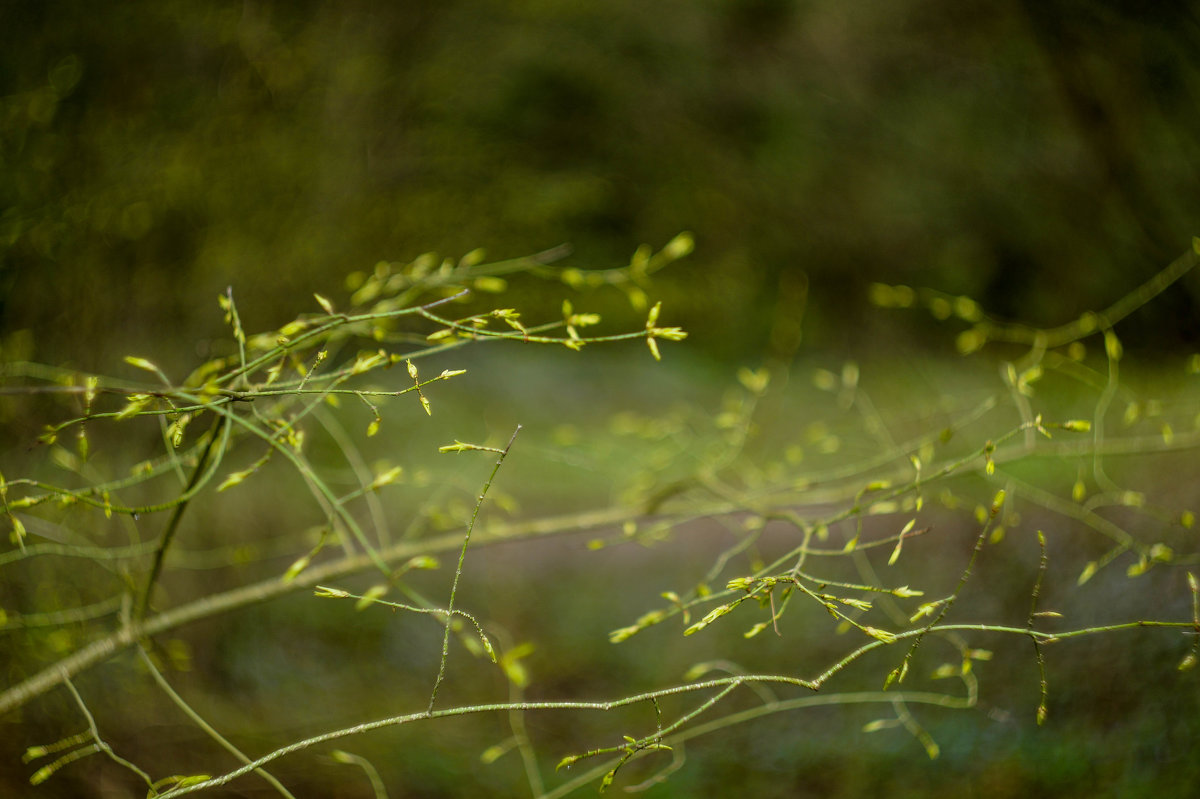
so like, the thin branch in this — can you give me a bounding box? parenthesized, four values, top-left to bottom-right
(429, 425, 521, 712)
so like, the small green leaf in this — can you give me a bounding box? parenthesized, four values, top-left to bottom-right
(954, 296, 982, 322)
(217, 467, 253, 493)
(473, 276, 506, 293)
(29, 763, 57, 786)
(355, 584, 388, 610)
(10, 514, 27, 545)
(1077, 561, 1098, 585)
(370, 466, 403, 489)
(283, 554, 312, 583)
(863, 626, 897, 644)
(314, 293, 335, 314)
(661, 230, 694, 260)
(931, 663, 958, 679)
(1120, 491, 1145, 507)
(1123, 401, 1141, 426)
(351, 350, 387, 375)
(1104, 329, 1123, 361)
(480, 743, 509, 764)
(646, 336, 661, 361)
(956, 327, 986, 355)
(726, 576, 755, 592)
(115, 393, 152, 420)
(123, 355, 159, 373)
(744, 621, 771, 638)
(1127, 558, 1150, 577)
(736, 367, 770, 394)
(167, 413, 190, 448)
(883, 661, 908, 689)
(813, 368, 838, 391)
(646, 301, 661, 327)
(480, 633, 497, 663)
(684, 603, 734, 635)
(406, 555, 439, 570)
(608, 626, 639, 644)
(499, 643, 533, 688)
(152, 774, 214, 793)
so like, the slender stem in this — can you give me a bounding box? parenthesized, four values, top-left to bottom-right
(61, 673, 155, 788)
(137, 414, 227, 622)
(428, 425, 522, 713)
(136, 644, 297, 798)
(975, 245, 1197, 348)
(1028, 530, 1051, 724)
(0, 503, 647, 718)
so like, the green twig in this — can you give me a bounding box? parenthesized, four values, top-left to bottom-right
(429, 425, 522, 713)
(137, 414, 228, 622)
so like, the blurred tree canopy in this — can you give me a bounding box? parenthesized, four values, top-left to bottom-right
(2, 0, 1198, 368)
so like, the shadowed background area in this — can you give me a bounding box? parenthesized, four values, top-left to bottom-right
(3, 1, 1199, 366)
(2, 2, 1200, 798)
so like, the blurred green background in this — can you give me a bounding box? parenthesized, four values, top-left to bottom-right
(3, 1, 1200, 797)
(3, 0, 1199, 366)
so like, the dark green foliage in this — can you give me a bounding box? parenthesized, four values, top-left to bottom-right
(3, 1, 1199, 365)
